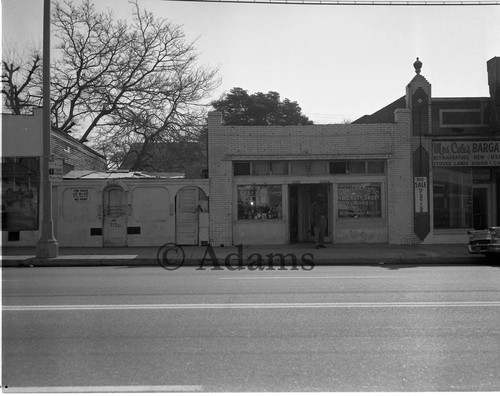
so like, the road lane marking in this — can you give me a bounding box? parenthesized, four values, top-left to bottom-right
(3, 301, 500, 311)
(3, 385, 203, 393)
(220, 276, 405, 280)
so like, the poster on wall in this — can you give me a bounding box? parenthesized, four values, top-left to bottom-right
(72, 189, 90, 202)
(338, 183, 381, 218)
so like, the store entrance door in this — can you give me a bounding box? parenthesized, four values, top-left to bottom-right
(289, 184, 331, 243)
(472, 185, 492, 230)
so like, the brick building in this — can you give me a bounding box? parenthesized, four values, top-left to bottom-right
(355, 57, 500, 244)
(207, 57, 500, 246)
(208, 107, 413, 246)
(51, 128, 107, 174)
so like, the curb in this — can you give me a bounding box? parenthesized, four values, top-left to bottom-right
(1, 256, 489, 268)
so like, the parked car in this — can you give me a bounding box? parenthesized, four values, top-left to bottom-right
(467, 226, 500, 257)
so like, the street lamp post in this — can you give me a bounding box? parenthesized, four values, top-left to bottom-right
(36, 0, 58, 258)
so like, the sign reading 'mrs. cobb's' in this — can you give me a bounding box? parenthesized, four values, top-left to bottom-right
(432, 141, 500, 167)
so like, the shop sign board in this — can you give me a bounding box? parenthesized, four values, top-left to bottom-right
(414, 176, 428, 213)
(432, 141, 500, 167)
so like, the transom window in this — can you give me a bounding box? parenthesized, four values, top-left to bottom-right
(234, 161, 289, 176)
(234, 160, 385, 176)
(329, 160, 385, 175)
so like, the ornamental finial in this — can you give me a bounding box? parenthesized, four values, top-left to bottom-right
(414, 57, 422, 74)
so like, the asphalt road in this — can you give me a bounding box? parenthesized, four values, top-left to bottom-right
(2, 264, 500, 392)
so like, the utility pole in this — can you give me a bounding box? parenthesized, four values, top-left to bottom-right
(36, 0, 59, 258)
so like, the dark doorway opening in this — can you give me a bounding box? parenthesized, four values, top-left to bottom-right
(289, 184, 330, 243)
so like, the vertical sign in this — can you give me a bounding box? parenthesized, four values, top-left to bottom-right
(414, 176, 428, 213)
(48, 155, 64, 182)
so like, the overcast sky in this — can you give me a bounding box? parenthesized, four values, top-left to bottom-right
(2, 0, 500, 123)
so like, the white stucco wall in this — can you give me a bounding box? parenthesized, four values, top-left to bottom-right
(53, 178, 209, 247)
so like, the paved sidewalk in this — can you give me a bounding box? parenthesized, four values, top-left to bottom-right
(1, 243, 490, 267)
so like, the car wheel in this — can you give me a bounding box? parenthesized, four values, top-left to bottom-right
(485, 253, 500, 265)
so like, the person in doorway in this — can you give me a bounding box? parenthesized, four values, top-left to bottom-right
(311, 196, 327, 249)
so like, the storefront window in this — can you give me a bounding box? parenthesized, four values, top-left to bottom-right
(338, 183, 382, 218)
(237, 185, 282, 220)
(433, 167, 473, 229)
(1, 157, 40, 230)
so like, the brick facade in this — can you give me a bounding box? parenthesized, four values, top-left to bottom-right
(208, 109, 414, 246)
(51, 128, 107, 173)
(357, 57, 500, 244)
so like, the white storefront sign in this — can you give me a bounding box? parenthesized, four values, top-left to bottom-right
(432, 141, 500, 167)
(414, 176, 428, 213)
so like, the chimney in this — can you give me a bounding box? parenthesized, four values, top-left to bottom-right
(487, 57, 500, 131)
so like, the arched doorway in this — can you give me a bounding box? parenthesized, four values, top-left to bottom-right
(175, 186, 208, 245)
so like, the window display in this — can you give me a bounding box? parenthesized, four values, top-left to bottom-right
(237, 185, 282, 220)
(338, 183, 382, 218)
(433, 167, 473, 229)
(1, 157, 40, 230)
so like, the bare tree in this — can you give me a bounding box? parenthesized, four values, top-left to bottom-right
(2, 49, 43, 114)
(51, 0, 219, 153)
(2, 0, 218, 170)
